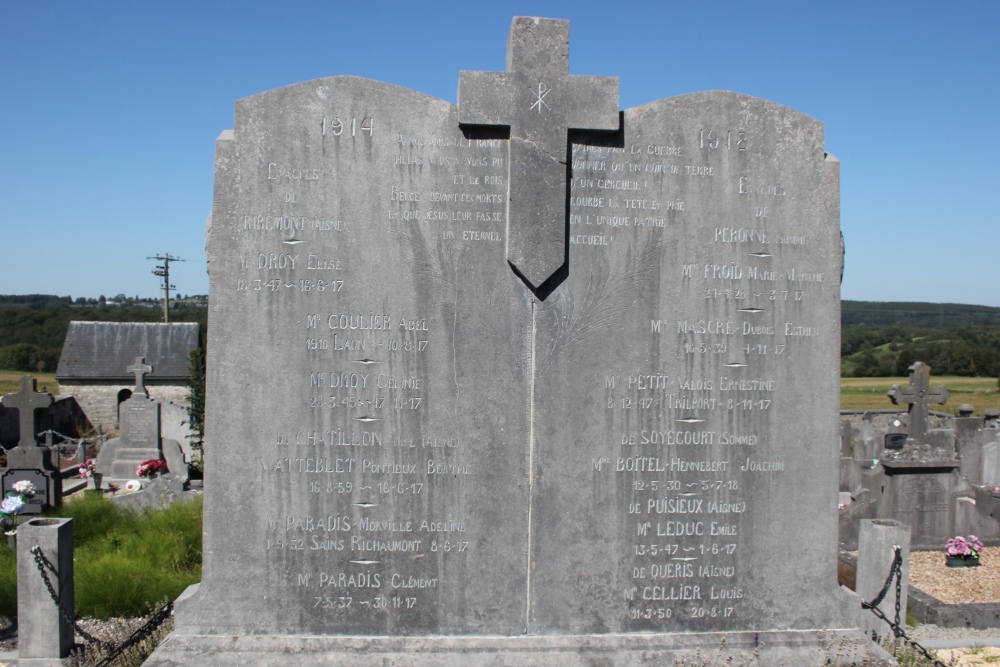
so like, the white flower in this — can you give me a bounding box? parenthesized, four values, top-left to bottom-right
(12, 481, 35, 495)
(124, 480, 143, 493)
(1, 496, 25, 514)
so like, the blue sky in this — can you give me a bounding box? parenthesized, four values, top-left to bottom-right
(2, 1, 997, 305)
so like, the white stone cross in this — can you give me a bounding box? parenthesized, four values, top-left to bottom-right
(127, 356, 154, 396)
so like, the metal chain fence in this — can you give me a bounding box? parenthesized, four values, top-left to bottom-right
(30, 542, 958, 666)
(30, 545, 174, 667)
(861, 545, 949, 667)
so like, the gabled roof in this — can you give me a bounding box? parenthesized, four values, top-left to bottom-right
(56, 321, 200, 381)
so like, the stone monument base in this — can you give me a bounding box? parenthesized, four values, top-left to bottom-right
(145, 628, 893, 666)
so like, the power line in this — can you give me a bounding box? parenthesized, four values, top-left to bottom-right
(147, 253, 184, 323)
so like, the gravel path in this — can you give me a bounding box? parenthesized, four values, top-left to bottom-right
(909, 546, 1000, 604)
(0, 614, 158, 652)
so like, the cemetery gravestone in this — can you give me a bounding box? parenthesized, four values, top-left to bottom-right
(983, 441, 1000, 487)
(0, 377, 61, 510)
(887, 361, 949, 443)
(97, 358, 164, 485)
(1, 376, 53, 449)
(149, 16, 879, 665)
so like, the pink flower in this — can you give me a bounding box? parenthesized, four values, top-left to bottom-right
(136, 459, 167, 479)
(946, 536, 982, 558)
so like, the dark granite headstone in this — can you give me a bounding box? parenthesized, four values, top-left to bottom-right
(148, 16, 881, 666)
(887, 362, 949, 443)
(0, 377, 62, 509)
(1, 376, 53, 448)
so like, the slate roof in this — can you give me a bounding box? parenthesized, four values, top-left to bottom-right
(56, 322, 200, 381)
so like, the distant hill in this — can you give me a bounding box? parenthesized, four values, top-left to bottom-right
(842, 301, 1000, 328)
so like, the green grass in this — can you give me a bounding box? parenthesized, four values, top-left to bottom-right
(0, 370, 58, 396)
(0, 494, 202, 619)
(841, 375, 1000, 414)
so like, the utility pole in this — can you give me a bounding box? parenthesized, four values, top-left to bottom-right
(148, 253, 184, 323)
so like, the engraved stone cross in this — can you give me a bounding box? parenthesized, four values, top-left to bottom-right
(127, 356, 153, 396)
(0, 376, 54, 449)
(887, 361, 949, 443)
(458, 16, 619, 290)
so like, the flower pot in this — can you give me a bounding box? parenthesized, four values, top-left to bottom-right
(91, 472, 103, 491)
(945, 555, 981, 568)
(5, 532, 15, 552)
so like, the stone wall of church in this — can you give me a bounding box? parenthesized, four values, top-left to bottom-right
(58, 382, 189, 433)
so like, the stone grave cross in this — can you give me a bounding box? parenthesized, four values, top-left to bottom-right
(458, 16, 619, 289)
(888, 361, 949, 442)
(0, 376, 53, 449)
(127, 356, 153, 396)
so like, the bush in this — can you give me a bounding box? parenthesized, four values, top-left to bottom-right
(0, 494, 202, 618)
(0, 343, 59, 373)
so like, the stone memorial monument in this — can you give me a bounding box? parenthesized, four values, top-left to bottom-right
(149, 16, 882, 665)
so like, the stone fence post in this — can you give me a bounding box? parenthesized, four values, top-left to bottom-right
(17, 517, 74, 664)
(857, 518, 911, 645)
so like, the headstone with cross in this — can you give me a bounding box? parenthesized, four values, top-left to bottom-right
(127, 356, 153, 397)
(458, 17, 619, 290)
(887, 361, 950, 443)
(0, 377, 61, 509)
(146, 16, 875, 667)
(95, 359, 164, 487)
(1, 376, 53, 449)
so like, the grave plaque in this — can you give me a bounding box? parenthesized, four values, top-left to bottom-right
(152, 16, 875, 666)
(119, 398, 160, 448)
(1, 469, 48, 514)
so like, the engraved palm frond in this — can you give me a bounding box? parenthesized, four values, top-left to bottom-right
(538, 232, 668, 364)
(396, 228, 526, 360)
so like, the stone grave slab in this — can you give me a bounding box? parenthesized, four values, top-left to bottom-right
(148, 16, 881, 666)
